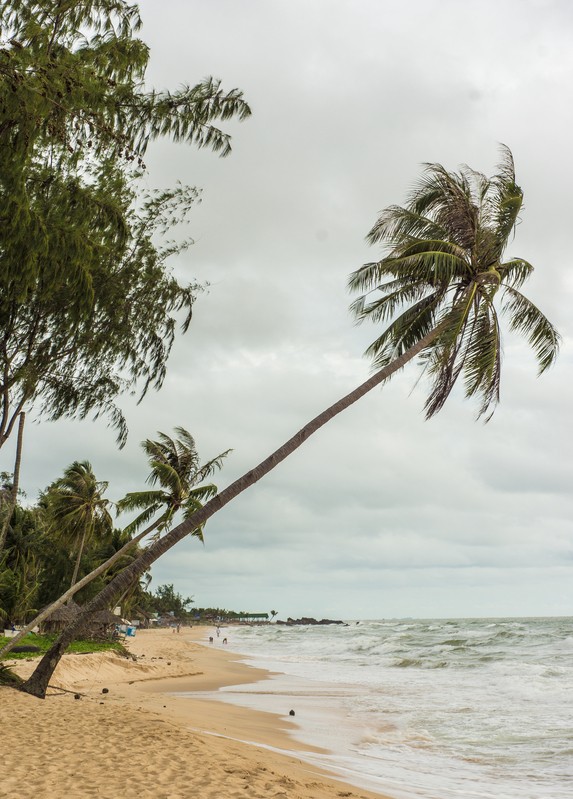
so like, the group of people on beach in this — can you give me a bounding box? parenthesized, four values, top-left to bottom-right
(208, 626, 227, 644)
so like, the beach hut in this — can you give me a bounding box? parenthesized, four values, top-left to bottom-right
(89, 609, 121, 639)
(40, 603, 119, 639)
(39, 601, 81, 635)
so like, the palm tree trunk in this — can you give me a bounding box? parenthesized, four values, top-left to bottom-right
(0, 411, 25, 555)
(0, 519, 162, 660)
(20, 328, 438, 698)
(69, 527, 88, 590)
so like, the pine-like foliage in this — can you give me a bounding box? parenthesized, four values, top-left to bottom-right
(349, 146, 560, 419)
(0, 1, 251, 446)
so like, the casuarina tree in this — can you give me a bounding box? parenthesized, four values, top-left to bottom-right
(19, 147, 560, 698)
(0, 0, 250, 450)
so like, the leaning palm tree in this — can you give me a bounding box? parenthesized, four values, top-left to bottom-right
(46, 461, 113, 590)
(20, 147, 560, 698)
(117, 427, 231, 543)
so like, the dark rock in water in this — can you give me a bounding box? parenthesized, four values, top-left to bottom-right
(275, 617, 347, 626)
(11, 645, 41, 653)
(289, 709, 295, 716)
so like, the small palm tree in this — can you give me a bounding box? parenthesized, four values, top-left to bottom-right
(117, 426, 231, 541)
(47, 461, 113, 589)
(21, 148, 560, 698)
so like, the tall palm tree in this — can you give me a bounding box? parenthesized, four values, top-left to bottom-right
(20, 147, 560, 698)
(46, 461, 113, 590)
(117, 427, 231, 543)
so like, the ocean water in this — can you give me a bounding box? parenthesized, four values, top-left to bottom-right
(191, 618, 573, 799)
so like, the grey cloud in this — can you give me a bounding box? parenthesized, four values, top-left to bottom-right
(4, 0, 573, 620)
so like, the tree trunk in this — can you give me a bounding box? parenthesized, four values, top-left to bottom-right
(0, 519, 162, 660)
(0, 411, 25, 555)
(20, 329, 437, 698)
(69, 526, 88, 591)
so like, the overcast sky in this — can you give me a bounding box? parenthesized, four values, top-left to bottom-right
(5, 0, 573, 620)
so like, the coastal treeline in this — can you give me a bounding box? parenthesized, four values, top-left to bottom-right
(0, 472, 146, 627)
(0, 0, 560, 698)
(0, 426, 227, 646)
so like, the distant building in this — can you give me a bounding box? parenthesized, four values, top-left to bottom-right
(237, 612, 269, 622)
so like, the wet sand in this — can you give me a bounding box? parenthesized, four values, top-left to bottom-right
(1, 627, 394, 799)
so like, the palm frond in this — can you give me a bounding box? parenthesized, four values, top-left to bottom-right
(501, 286, 561, 372)
(366, 205, 448, 245)
(117, 490, 166, 513)
(193, 451, 231, 484)
(141, 437, 168, 462)
(498, 258, 534, 289)
(350, 282, 430, 326)
(365, 291, 443, 368)
(187, 483, 219, 503)
(348, 259, 403, 294)
(145, 460, 182, 493)
(119, 501, 163, 536)
(462, 298, 502, 418)
(172, 426, 197, 453)
(489, 144, 523, 247)
(409, 163, 478, 250)
(422, 285, 478, 417)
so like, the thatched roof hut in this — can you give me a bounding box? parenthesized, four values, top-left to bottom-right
(40, 601, 81, 634)
(40, 603, 120, 639)
(86, 608, 120, 639)
(91, 609, 119, 627)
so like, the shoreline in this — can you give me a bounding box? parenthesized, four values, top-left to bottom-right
(2, 627, 395, 799)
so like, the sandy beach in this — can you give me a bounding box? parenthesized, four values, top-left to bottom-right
(1, 628, 394, 799)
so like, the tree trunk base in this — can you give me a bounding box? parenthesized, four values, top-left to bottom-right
(19, 649, 65, 698)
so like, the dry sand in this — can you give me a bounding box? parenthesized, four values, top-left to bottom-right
(1, 627, 395, 799)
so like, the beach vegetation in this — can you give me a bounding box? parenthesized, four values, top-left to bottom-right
(0, 0, 251, 453)
(137, 583, 195, 621)
(0, 662, 22, 685)
(44, 461, 114, 589)
(19, 146, 560, 698)
(0, 631, 125, 659)
(0, 504, 45, 624)
(0, 412, 25, 555)
(0, 427, 227, 658)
